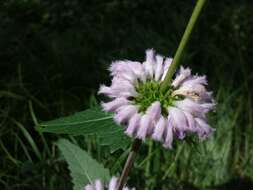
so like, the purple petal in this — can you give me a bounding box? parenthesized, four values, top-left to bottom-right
(127, 61, 146, 82)
(101, 97, 129, 112)
(171, 66, 192, 87)
(95, 180, 104, 190)
(183, 111, 197, 132)
(168, 107, 187, 139)
(199, 91, 215, 103)
(137, 114, 152, 140)
(163, 116, 173, 149)
(182, 75, 207, 86)
(109, 61, 137, 83)
(146, 101, 161, 121)
(114, 105, 138, 124)
(98, 85, 114, 97)
(108, 177, 117, 190)
(109, 61, 132, 75)
(201, 102, 216, 112)
(111, 77, 133, 87)
(99, 83, 137, 98)
(174, 98, 206, 118)
(161, 57, 173, 81)
(143, 49, 155, 78)
(111, 78, 138, 97)
(152, 116, 166, 142)
(195, 118, 215, 140)
(84, 184, 94, 190)
(154, 55, 164, 81)
(125, 113, 141, 137)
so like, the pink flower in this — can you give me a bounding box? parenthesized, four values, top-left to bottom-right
(99, 49, 215, 148)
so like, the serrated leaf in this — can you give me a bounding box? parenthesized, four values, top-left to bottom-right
(37, 107, 130, 152)
(57, 139, 110, 190)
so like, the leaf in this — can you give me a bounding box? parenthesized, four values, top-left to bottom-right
(57, 139, 110, 190)
(37, 107, 130, 152)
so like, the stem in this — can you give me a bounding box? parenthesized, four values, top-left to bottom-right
(116, 139, 142, 190)
(145, 140, 153, 177)
(161, 0, 207, 91)
(145, 140, 153, 190)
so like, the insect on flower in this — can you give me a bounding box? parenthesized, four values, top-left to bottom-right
(99, 49, 215, 148)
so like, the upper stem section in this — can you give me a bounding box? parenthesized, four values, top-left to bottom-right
(160, 0, 207, 91)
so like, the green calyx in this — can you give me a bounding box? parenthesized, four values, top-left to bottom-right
(133, 80, 180, 115)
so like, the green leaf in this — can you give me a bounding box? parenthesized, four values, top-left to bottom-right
(37, 107, 130, 152)
(57, 139, 110, 190)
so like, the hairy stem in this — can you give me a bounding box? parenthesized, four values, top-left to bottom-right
(161, 0, 207, 91)
(116, 139, 142, 190)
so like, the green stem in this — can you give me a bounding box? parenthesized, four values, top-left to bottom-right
(161, 0, 207, 91)
(145, 140, 153, 190)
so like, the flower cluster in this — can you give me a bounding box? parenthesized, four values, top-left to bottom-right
(84, 177, 135, 190)
(99, 49, 215, 148)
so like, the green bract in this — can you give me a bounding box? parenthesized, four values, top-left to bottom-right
(133, 80, 180, 115)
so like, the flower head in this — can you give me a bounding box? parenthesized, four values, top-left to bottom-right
(84, 177, 135, 190)
(99, 49, 215, 148)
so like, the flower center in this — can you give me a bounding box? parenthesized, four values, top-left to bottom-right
(133, 80, 180, 115)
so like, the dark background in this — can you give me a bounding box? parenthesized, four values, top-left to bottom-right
(0, 0, 253, 189)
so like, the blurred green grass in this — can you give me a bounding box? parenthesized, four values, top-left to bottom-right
(0, 0, 252, 189)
